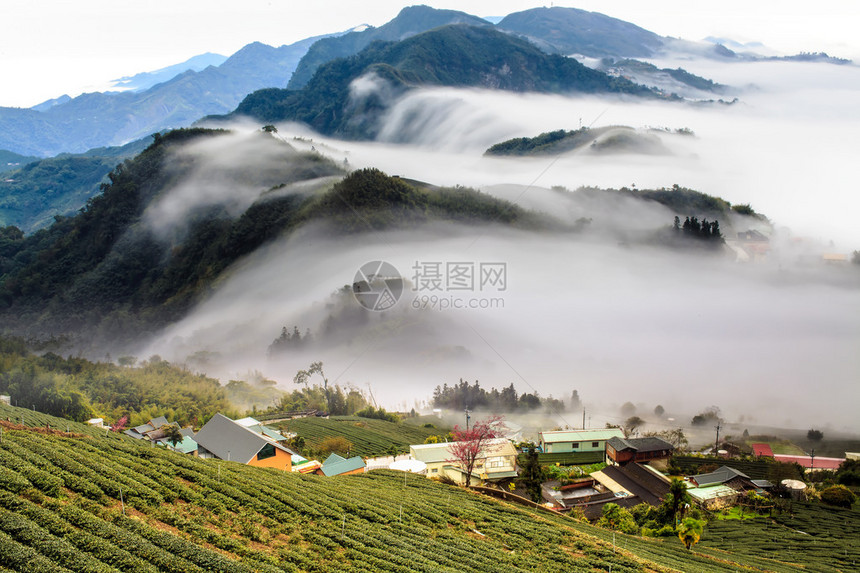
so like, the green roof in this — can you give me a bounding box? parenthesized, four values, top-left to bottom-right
(171, 436, 198, 454)
(540, 429, 624, 443)
(321, 453, 365, 476)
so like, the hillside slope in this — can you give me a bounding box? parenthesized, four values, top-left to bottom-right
(0, 137, 152, 233)
(0, 404, 836, 572)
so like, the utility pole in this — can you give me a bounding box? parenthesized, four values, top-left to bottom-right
(810, 448, 815, 471)
(714, 422, 722, 453)
(582, 409, 586, 429)
(465, 409, 471, 431)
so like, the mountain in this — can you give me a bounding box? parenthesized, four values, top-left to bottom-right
(0, 128, 542, 344)
(496, 6, 665, 58)
(0, 137, 152, 233)
(107, 52, 229, 92)
(287, 5, 491, 89)
(0, 34, 332, 157)
(231, 25, 658, 140)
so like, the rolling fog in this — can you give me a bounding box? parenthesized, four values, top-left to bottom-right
(139, 56, 860, 432)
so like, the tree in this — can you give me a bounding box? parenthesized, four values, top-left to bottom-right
(111, 415, 128, 432)
(293, 361, 328, 390)
(387, 444, 400, 460)
(447, 415, 506, 487)
(520, 445, 544, 503)
(319, 436, 352, 457)
(676, 517, 705, 550)
(624, 416, 645, 436)
(597, 503, 638, 534)
(569, 390, 581, 411)
(807, 429, 824, 442)
(162, 424, 183, 448)
(654, 404, 665, 417)
(620, 401, 636, 417)
(294, 361, 332, 412)
(663, 478, 691, 526)
(691, 406, 722, 426)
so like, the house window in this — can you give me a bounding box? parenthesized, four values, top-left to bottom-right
(431, 468, 438, 473)
(571, 442, 579, 449)
(592, 442, 599, 448)
(256, 443, 276, 461)
(486, 456, 506, 468)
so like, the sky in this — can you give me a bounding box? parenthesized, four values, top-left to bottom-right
(1, 0, 859, 107)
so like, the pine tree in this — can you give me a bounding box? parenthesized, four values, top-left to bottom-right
(521, 445, 544, 503)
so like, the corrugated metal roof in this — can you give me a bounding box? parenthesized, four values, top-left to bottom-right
(194, 413, 290, 463)
(410, 438, 516, 464)
(170, 436, 198, 454)
(773, 454, 844, 470)
(540, 429, 624, 443)
(690, 466, 749, 488)
(132, 423, 155, 434)
(607, 436, 674, 453)
(149, 416, 169, 429)
(321, 453, 365, 476)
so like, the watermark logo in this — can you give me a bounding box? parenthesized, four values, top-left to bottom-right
(411, 260, 507, 312)
(352, 261, 403, 311)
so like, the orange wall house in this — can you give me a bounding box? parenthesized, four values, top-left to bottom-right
(249, 445, 292, 472)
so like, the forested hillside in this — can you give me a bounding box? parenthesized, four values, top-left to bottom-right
(231, 24, 657, 139)
(0, 127, 549, 345)
(0, 137, 150, 233)
(0, 336, 240, 427)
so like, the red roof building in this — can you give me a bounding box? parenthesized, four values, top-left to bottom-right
(751, 443, 774, 458)
(773, 454, 844, 471)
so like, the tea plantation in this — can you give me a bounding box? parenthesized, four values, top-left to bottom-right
(274, 416, 443, 457)
(0, 404, 855, 572)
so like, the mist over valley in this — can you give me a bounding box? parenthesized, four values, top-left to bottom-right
(1, 4, 858, 436)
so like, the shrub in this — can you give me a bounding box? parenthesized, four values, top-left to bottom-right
(820, 485, 856, 508)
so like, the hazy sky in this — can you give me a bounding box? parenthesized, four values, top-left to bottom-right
(1, 0, 859, 107)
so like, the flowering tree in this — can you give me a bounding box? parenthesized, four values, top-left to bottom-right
(110, 415, 128, 433)
(447, 415, 506, 487)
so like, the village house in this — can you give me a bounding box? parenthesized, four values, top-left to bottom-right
(410, 438, 518, 486)
(316, 453, 366, 476)
(538, 428, 624, 462)
(123, 416, 178, 440)
(686, 465, 773, 508)
(605, 436, 674, 465)
(194, 413, 295, 471)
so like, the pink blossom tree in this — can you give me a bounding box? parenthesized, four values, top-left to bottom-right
(111, 415, 128, 433)
(447, 415, 506, 487)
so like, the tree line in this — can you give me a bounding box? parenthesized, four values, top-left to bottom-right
(432, 379, 565, 412)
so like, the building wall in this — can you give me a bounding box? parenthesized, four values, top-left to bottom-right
(606, 445, 634, 464)
(546, 439, 609, 454)
(249, 448, 292, 471)
(633, 450, 671, 463)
